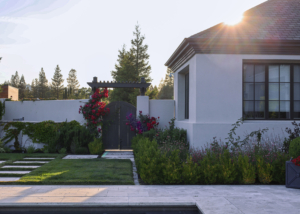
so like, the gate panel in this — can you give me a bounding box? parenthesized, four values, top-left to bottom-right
(119, 101, 136, 149)
(102, 101, 136, 150)
(102, 102, 120, 149)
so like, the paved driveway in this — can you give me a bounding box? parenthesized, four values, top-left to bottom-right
(0, 185, 298, 214)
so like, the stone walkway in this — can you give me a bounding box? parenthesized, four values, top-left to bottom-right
(0, 157, 55, 182)
(102, 151, 139, 185)
(0, 185, 298, 214)
(63, 155, 98, 159)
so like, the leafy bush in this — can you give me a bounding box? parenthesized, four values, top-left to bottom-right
(88, 137, 103, 155)
(59, 148, 67, 154)
(283, 121, 300, 153)
(75, 147, 88, 154)
(2, 122, 26, 150)
(24, 121, 58, 144)
(0, 139, 5, 153)
(26, 145, 35, 154)
(256, 156, 273, 184)
(238, 155, 256, 184)
(289, 137, 300, 158)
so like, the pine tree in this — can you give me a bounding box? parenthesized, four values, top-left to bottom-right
(51, 65, 64, 99)
(130, 24, 152, 82)
(38, 68, 48, 98)
(10, 71, 20, 88)
(32, 78, 39, 98)
(145, 85, 158, 99)
(67, 69, 80, 97)
(156, 68, 174, 99)
(110, 47, 140, 106)
(19, 75, 26, 99)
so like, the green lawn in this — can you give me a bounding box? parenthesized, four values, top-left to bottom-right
(0, 154, 134, 185)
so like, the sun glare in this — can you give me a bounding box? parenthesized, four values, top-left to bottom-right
(224, 14, 243, 25)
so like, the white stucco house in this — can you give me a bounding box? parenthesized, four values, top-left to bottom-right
(165, 0, 300, 148)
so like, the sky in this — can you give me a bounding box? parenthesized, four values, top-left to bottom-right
(0, 0, 267, 88)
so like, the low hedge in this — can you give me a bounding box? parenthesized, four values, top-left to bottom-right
(132, 135, 289, 185)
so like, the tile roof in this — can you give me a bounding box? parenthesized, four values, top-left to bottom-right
(189, 0, 300, 41)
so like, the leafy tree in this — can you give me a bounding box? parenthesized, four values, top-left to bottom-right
(19, 75, 26, 99)
(110, 46, 140, 106)
(38, 68, 48, 98)
(67, 69, 80, 97)
(156, 68, 174, 99)
(51, 65, 64, 99)
(146, 85, 158, 99)
(32, 78, 39, 98)
(130, 24, 152, 82)
(10, 71, 19, 88)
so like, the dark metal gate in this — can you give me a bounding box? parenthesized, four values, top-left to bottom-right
(102, 101, 136, 150)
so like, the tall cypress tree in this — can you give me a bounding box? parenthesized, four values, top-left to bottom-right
(156, 68, 174, 99)
(10, 71, 20, 88)
(19, 75, 26, 99)
(38, 68, 48, 98)
(67, 69, 80, 97)
(51, 65, 64, 99)
(130, 24, 152, 82)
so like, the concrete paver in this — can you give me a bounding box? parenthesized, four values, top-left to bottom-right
(23, 158, 55, 160)
(2, 166, 40, 169)
(63, 155, 98, 159)
(0, 161, 6, 164)
(13, 161, 49, 164)
(0, 171, 31, 174)
(0, 178, 20, 182)
(0, 185, 298, 214)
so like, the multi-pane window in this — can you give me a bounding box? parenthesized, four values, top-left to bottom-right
(243, 63, 300, 120)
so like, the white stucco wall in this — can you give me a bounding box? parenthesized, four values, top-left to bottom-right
(149, 100, 175, 129)
(2, 100, 87, 123)
(174, 54, 300, 148)
(0, 100, 88, 150)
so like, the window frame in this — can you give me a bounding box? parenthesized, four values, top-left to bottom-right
(185, 72, 189, 119)
(243, 61, 300, 120)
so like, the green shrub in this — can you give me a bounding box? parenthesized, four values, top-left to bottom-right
(162, 150, 182, 184)
(289, 137, 300, 158)
(142, 129, 156, 141)
(218, 149, 238, 184)
(26, 145, 35, 154)
(88, 138, 103, 155)
(0, 139, 5, 153)
(75, 147, 88, 154)
(59, 148, 67, 154)
(272, 152, 289, 184)
(238, 155, 256, 184)
(199, 151, 219, 184)
(181, 156, 201, 184)
(256, 156, 273, 184)
(3, 147, 11, 153)
(24, 121, 58, 144)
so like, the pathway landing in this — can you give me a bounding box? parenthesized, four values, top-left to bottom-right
(0, 185, 298, 214)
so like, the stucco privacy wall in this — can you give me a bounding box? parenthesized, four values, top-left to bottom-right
(174, 54, 300, 148)
(136, 96, 175, 129)
(2, 100, 87, 123)
(0, 100, 88, 149)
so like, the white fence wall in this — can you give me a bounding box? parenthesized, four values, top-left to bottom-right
(1, 100, 88, 150)
(149, 100, 175, 129)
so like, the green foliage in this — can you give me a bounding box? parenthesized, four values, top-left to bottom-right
(219, 149, 238, 184)
(289, 137, 300, 158)
(238, 155, 256, 184)
(3, 147, 11, 153)
(75, 147, 88, 154)
(256, 156, 273, 184)
(199, 151, 219, 184)
(272, 152, 289, 184)
(26, 145, 35, 154)
(24, 120, 58, 144)
(88, 138, 103, 155)
(142, 128, 156, 141)
(162, 150, 182, 184)
(0, 139, 5, 153)
(181, 156, 201, 184)
(0, 100, 5, 120)
(283, 121, 300, 153)
(59, 148, 67, 154)
(51, 65, 64, 99)
(2, 122, 26, 150)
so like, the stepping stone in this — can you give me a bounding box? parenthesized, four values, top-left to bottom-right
(63, 155, 98, 159)
(23, 158, 55, 160)
(14, 161, 49, 164)
(0, 171, 31, 174)
(0, 177, 20, 181)
(0, 161, 6, 164)
(2, 166, 40, 169)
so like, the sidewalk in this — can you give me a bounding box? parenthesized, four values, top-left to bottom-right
(0, 185, 298, 214)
